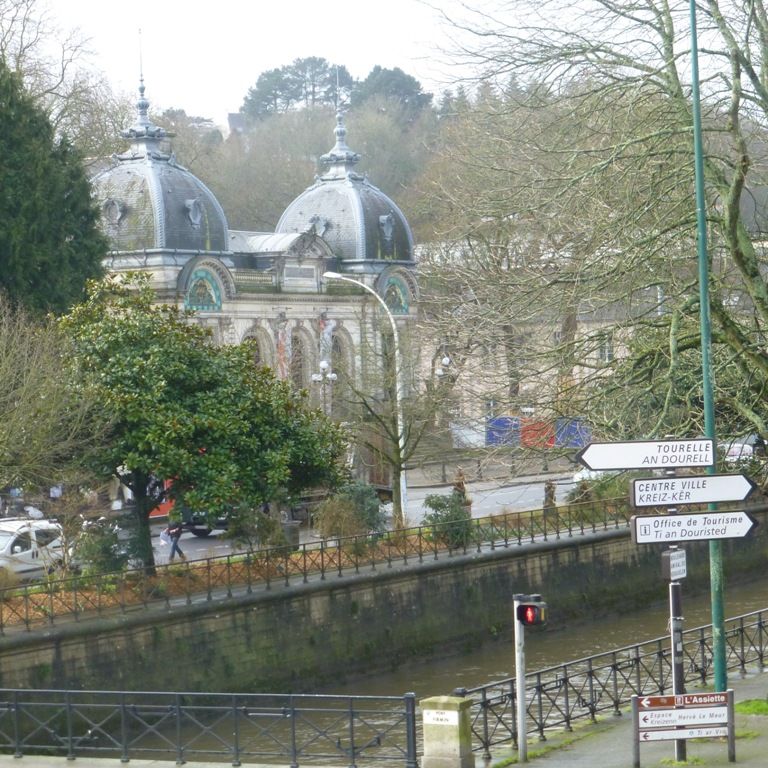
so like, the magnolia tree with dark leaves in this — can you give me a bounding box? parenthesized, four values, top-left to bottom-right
(61, 275, 348, 571)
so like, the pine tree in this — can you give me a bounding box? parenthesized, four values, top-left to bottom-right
(0, 59, 105, 314)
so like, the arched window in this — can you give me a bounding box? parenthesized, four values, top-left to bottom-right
(383, 276, 409, 314)
(329, 334, 350, 421)
(185, 269, 222, 311)
(243, 336, 263, 366)
(290, 332, 307, 390)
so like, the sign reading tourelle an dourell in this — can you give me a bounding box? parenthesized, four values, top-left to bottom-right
(576, 438, 714, 471)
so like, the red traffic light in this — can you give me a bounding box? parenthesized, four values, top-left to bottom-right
(516, 602, 547, 626)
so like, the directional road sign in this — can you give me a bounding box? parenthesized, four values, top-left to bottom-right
(639, 693, 728, 709)
(632, 510, 758, 544)
(639, 707, 729, 727)
(633, 690, 734, 763)
(639, 726, 728, 742)
(577, 439, 713, 471)
(631, 473, 754, 507)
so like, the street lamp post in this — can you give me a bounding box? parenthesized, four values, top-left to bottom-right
(688, 0, 725, 691)
(311, 359, 337, 416)
(322, 271, 408, 528)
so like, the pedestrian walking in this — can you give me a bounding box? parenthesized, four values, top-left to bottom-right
(165, 521, 186, 562)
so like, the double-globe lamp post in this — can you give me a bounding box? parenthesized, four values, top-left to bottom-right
(311, 359, 337, 416)
(322, 271, 408, 529)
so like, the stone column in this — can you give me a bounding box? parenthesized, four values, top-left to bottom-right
(420, 695, 475, 768)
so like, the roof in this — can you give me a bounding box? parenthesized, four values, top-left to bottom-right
(276, 112, 415, 265)
(91, 81, 229, 254)
(229, 231, 307, 254)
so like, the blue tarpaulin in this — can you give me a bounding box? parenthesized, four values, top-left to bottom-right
(554, 418, 591, 448)
(486, 416, 521, 446)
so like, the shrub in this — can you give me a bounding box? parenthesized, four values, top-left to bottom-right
(73, 518, 130, 575)
(566, 472, 632, 505)
(0, 567, 18, 593)
(314, 481, 386, 539)
(422, 492, 473, 548)
(224, 505, 285, 551)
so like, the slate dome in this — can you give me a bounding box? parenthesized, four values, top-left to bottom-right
(91, 82, 229, 254)
(276, 112, 415, 268)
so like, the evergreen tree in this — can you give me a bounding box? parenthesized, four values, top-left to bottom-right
(352, 66, 432, 113)
(0, 59, 105, 314)
(240, 58, 353, 122)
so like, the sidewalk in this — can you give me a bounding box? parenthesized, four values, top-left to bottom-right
(497, 670, 768, 767)
(1, 673, 764, 767)
(406, 456, 573, 489)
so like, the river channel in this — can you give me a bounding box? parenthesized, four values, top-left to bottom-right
(320, 576, 768, 697)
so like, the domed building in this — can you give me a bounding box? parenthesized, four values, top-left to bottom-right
(92, 83, 229, 259)
(92, 82, 419, 434)
(276, 111, 418, 314)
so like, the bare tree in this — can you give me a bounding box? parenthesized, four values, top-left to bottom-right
(326, 320, 459, 528)
(416, 0, 768, 446)
(0, 0, 132, 158)
(0, 295, 108, 491)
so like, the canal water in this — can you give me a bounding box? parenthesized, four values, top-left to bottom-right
(321, 576, 768, 697)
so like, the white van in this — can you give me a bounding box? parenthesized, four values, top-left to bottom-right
(0, 518, 64, 583)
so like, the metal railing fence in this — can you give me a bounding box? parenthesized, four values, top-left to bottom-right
(0, 498, 633, 633)
(0, 689, 418, 767)
(459, 607, 768, 762)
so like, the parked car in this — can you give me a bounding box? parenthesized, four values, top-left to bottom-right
(723, 434, 766, 466)
(572, 467, 612, 483)
(181, 510, 229, 538)
(0, 518, 64, 583)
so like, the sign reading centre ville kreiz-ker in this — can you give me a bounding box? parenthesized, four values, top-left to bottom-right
(576, 438, 714, 471)
(630, 473, 754, 508)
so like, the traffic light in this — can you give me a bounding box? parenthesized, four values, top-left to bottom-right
(516, 601, 547, 626)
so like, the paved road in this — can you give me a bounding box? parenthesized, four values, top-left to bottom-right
(400, 472, 575, 524)
(153, 472, 577, 562)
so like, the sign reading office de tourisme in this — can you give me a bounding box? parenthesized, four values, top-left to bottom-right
(576, 438, 714, 472)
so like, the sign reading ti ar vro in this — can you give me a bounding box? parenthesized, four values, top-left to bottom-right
(577, 438, 713, 471)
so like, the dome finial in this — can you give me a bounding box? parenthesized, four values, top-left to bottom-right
(320, 110, 361, 178)
(119, 29, 173, 148)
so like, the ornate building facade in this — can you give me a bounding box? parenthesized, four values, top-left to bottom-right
(91, 83, 419, 421)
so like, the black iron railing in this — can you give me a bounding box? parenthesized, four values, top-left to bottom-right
(459, 607, 768, 762)
(0, 609, 766, 765)
(0, 499, 633, 633)
(0, 689, 418, 767)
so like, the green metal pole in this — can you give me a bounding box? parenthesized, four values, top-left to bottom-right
(688, 0, 726, 691)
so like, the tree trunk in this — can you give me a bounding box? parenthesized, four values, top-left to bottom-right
(129, 470, 157, 575)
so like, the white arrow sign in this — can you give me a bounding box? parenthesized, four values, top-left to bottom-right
(640, 726, 728, 742)
(631, 474, 754, 507)
(640, 707, 728, 727)
(577, 439, 713, 471)
(639, 693, 728, 708)
(632, 511, 758, 544)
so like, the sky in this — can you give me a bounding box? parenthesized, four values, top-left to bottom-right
(48, 0, 464, 128)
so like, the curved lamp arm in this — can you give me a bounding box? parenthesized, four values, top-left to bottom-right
(323, 271, 408, 526)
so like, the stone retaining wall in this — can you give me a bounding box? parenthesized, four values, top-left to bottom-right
(0, 520, 764, 693)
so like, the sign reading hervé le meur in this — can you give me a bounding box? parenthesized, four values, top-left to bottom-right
(577, 438, 713, 471)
